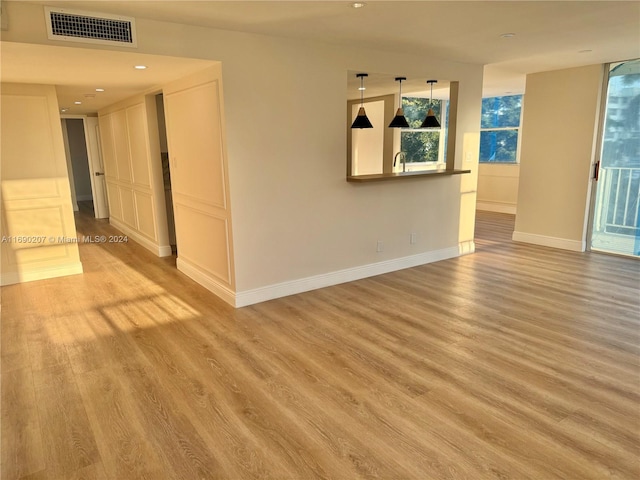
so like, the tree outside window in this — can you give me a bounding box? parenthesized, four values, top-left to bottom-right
(480, 95, 522, 163)
(400, 97, 446, 163)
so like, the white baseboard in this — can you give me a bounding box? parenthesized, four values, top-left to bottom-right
(234, 244, 466, 308)
(512, 231, 585, 252)
(175, 244, 470, 308)
(110, 218, 172, 257)
(1, 262, 83, 286)
(176, 257, 236, 307)
(459, 240, 476, 255)
(476, 201, 517, 215)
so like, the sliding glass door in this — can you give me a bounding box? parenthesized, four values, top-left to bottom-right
(590, 59, 640, 257)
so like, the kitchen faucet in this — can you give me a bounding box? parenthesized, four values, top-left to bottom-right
(394, 151, 407, 172)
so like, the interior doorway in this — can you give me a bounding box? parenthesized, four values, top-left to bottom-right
(61, 116, 109, 219)
(589, 59, 640, 257)
(156, 93, 177, 252)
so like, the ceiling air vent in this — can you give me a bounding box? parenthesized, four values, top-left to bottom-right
(45, 7, 137, 48)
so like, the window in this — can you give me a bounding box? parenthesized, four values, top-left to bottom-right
(480, 95, 523, 163)
(400, 97, 448, 164)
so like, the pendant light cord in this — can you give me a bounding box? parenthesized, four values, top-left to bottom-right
(430, 81, 433, 108)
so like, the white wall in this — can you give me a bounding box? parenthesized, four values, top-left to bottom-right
(477, 164, 520, 214)
(3, 1, 483, 305)
(0, 83, 83, 285)
(221, 41, 481, 301)
(514, 64, 603, 251)
(98, 94, 171, 256)
(351, 100, 385, 175)
(160, 27, 483, 299)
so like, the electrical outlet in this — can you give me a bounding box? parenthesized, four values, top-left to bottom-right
(410, 233, 417, 244)
(376, 240, 384, 252)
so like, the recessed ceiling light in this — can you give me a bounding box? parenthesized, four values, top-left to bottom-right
(500, 33, 516, 38)
(351, 2, 366, 8)
(60, 107, 69, 113)
(95, 88, 105, 92)
(74, 101, 82, 105)
(134, 65, 147, 70)
(358, 86, 366, 91)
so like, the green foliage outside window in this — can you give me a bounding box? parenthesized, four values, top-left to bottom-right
(480, 95, 522, 163)
(481, 95, 521, 128)
(401, 131, 441, 162)
(480, 130, 519, 162)
(400, 97, 444, 163)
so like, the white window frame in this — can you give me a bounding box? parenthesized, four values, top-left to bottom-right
(397, 98, 448, 171)
(479, 95, 524, 164)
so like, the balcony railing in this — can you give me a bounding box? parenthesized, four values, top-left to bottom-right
(594, 167, 640, 236)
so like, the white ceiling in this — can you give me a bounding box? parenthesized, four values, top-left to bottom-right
(2, 0, 639, 112)
(0, 42, 217, 114)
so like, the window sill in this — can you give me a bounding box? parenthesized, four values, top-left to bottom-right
(479, 161, 519, 165)
(347, 169, 471, 183)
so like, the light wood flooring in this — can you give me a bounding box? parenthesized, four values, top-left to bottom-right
(2, 210, 639, 479)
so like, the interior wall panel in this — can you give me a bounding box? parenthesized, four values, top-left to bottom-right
(118, 187, 137, 229)
(98, 114, 118, 179)
(3, 204, 69, 266)
(112, 109, 132, 183)
(174, 203, 230, 282)
(166, 82, 226, 208)
(1, 177, 60, 201)
(98, 95, 170, 256)
(1, 95, 58, 180)
(134, 191, 156, 240)
(127, 104, 152, 188)
(163, 65, 235, 298)
(106, 182, 122, 221)
(1, 83, 83, 285)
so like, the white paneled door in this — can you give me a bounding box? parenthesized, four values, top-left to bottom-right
(86, 117, 110, 218)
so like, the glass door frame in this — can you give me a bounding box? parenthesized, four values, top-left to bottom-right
(586, 60, 640, 257)
(585, 63, 610, 254)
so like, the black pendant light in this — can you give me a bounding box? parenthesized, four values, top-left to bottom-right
(388, 77, 410, 128)
(351, 73, 373, 129)
(420, 79, 441, 128)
